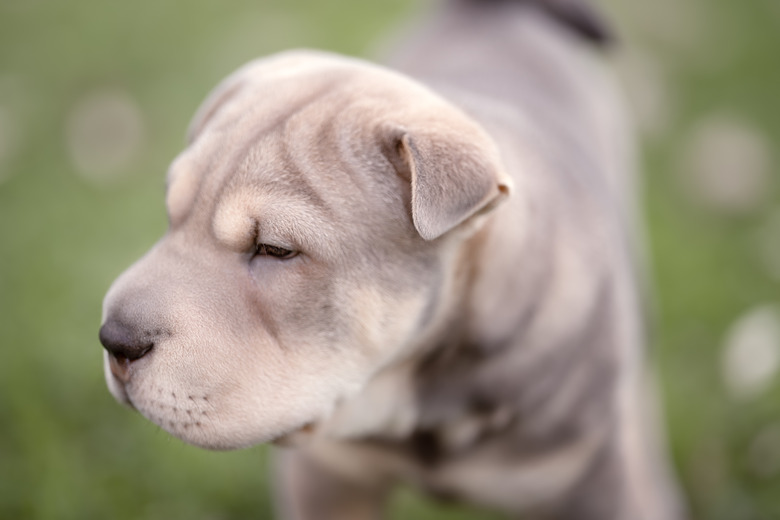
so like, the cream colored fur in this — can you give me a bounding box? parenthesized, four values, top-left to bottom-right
(101, 4, 683, 518)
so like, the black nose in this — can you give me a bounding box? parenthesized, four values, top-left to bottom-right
(99, 319, 154, 361)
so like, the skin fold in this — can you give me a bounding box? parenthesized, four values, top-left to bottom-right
(100, 2, 684, 518)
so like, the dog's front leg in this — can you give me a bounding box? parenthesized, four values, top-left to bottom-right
(273, 448, 389, 520)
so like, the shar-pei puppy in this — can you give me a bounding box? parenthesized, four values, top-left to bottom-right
(99, 0, 683, 518)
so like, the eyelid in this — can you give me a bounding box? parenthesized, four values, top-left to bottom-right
(254, 243, 299, 259)
(253, 236, 296, 253)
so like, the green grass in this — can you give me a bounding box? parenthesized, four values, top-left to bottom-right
(1, 0, 778, 518)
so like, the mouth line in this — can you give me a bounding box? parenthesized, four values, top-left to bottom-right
(124, 396, 138, 411)
(270, 421, 318, 447)
(111, 376, 138, 411)
(108, 354, 133, 383)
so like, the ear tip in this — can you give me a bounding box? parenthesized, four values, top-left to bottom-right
(416, 226, 441, 242)
(412, 206, 448, 241)
(413, 179, 512, 241)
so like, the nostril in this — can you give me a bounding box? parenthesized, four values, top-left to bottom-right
(99, 321, 155, 362)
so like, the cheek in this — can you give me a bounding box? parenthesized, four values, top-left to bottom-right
(248, 258, 346, 345)
(244, 256, 434, 370)
(326, 281, 433, 370)
(275, 280, 347, 349)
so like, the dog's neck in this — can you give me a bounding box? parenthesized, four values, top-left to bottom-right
(319, 144, 623, 448)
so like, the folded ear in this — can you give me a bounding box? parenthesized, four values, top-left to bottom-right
(382, 121, 512, 241)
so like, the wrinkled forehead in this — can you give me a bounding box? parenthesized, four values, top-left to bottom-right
(187, 51, 353, 142)
(187, 51, 404, 144)
(187, 50, 443, 144)
(166, 57, 381, 210)
(166, 118, 352, 252)
(164, 69, 413, 259)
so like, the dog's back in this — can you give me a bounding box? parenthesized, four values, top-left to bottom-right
(381, 2, 684, 518)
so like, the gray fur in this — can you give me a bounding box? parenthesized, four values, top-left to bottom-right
(100, 1, 683, 519)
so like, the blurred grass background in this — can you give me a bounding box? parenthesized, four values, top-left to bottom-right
(0, 0, 778, 518)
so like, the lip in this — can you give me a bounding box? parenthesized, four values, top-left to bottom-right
(108, 353, 133, 383)
(104, 352, 137, 410)
(270, 421, 318, 447)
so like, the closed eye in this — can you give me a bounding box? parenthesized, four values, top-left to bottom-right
(255, 243, 298, 260)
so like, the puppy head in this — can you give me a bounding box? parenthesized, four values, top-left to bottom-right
(100, 51, 511, 450)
